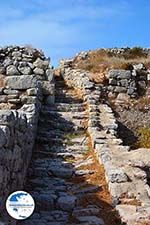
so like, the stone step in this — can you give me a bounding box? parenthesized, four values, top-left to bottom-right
(37, 130, 64, 139)
(36, 136, 63, 144)
(43, 103, 86, 112)
(40, 110, 88, 120)
(55, 97, 83, 104)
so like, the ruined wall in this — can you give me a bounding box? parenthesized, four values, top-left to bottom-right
(60, 60, 149, 102)
(60, 61, 150, 225)
(106, 66, 149, 100)
(0, 46, 54, 222)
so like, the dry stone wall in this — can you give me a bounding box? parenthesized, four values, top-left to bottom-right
(60, 61, 150, 225)
(0, 46, 54, 222)
(106, 66, 149, 99)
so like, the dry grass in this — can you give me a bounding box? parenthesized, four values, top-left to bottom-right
(135, 127, 150, 148)
(129, 95, 150, 112)
(73, 48, 150, 83)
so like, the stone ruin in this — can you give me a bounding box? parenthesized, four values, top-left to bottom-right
(0, 46, 149, 225)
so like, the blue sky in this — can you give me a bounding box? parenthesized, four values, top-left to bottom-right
(0, 0, 150, 66)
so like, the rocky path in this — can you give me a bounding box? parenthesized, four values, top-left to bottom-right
(19, 77, 121, 225)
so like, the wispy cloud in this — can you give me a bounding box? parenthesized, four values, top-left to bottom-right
(0, 0, 132, 65)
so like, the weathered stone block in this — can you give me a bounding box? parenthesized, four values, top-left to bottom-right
(7, 94, 19, 99)
(116, 93, 130, 101)
(42, 81, 55, 95)
(18, 65, 32, 75)
(3, 89, 20, 95)
(33, 58, 49, 69)
(8, 99, 21, 104)
(27, 88, 38, 96)
(109, 78, 117, 85)
(21, 95, 39, 104)
(33, 67, 44, 75)
(6, 65, 20, 75)
(57, 195, 77, 212)
(108, 70, 131, 79)
(0, 110, 15, 126)
(108, 168, 128, 183)
(118, 79, 129, 87)
(114, 86, 127, 93)
(5, 75, 38, 90)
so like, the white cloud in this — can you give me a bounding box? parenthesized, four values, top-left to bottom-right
(0, 0, 131, 65)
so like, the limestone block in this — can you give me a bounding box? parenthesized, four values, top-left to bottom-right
(0, 110, 15, 126)
(42, 81, 55, 95)
(6, 65, 20, 75)
(108, 168, 129, 183)
(33, 58, 49, 69)
(108, 70, 131, 79)
(18, 65, 32, 75)
(5, 75, 38, 90)
(33, 67, 45, 75)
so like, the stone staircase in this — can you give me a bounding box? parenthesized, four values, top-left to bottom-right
(19, 76, 118, 225)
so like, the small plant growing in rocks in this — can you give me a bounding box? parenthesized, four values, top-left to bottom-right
(136, 127, 150, 148)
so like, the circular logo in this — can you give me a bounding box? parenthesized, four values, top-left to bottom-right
(6, 191, 35, 220)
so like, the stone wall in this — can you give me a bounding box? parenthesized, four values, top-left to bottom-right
(60, 62, 150, 225)
(0, 46, 54, 223)
(106, 66, 149, 100)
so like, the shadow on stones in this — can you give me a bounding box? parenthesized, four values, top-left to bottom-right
(117, 121, 138, 149)
(16, 112, 123, 225)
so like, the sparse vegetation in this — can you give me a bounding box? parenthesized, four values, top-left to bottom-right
(132, 96, 150, 111)
(73, 47, 150, 83)
(135, 127, 150, 148)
